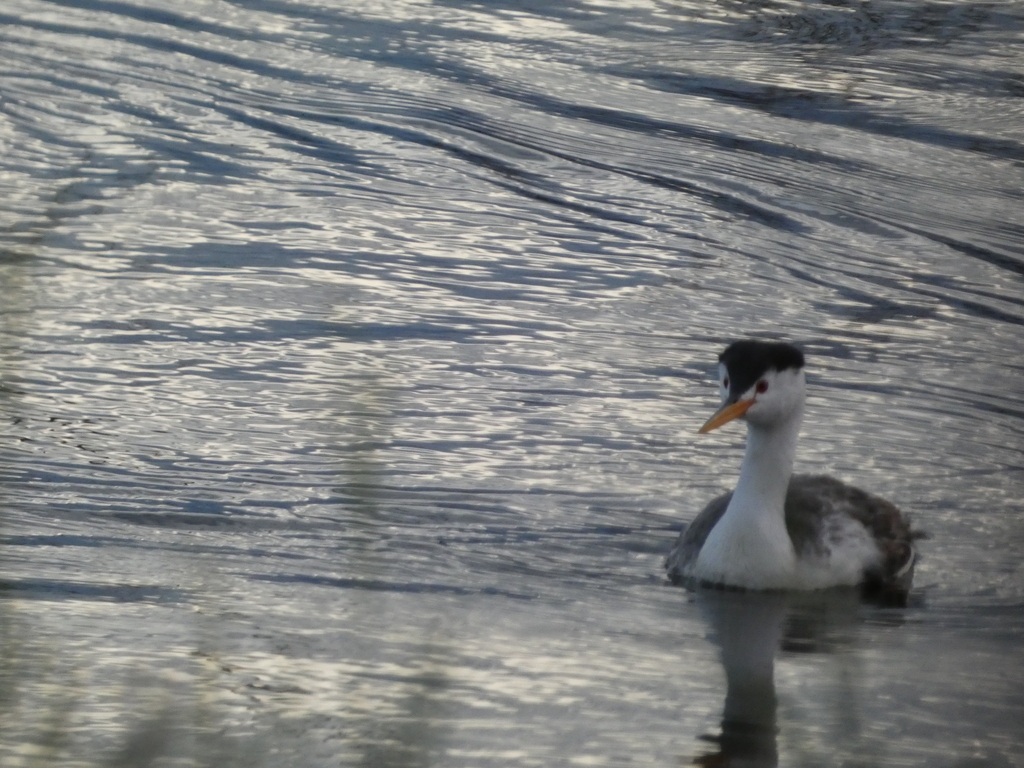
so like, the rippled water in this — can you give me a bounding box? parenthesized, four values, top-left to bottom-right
(1, 0, 1023, 765)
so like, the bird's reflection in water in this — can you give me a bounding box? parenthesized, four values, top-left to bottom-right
(691, 587, 863, 768)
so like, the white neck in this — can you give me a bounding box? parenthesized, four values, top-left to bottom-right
(732, 411, 802, 521)
(692, 404, 804, 589)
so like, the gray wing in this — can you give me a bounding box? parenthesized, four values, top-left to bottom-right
(666, 474, 918, 600)
(665, 490, 732, 584)
(786, 474, 917, 600)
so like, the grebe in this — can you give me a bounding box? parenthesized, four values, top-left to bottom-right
(666, 341, 916, 603)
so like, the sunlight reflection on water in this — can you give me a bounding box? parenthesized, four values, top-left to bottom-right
(1, 0, 1023, 764)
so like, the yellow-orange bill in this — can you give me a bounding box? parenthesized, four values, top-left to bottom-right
(698, 398, 755, 434)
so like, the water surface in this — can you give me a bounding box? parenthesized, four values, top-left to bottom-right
(1, 0, 1023, 765)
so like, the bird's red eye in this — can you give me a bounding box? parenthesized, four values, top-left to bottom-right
(722, 377, 729, 389)
(756, 380, 768, 394)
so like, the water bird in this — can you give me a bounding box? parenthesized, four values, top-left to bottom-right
(666, 340, 917, 604)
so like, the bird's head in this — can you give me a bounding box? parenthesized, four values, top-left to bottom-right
(699, 340, 806, 433)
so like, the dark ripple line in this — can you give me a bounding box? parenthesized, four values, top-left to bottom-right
(930, 383, 1024, 424)
(250, 97, 806, 233)
(439, 93, 867, 173)
(0, 577, 184, 603)
(632, 73, 1024, 164)
(0, 534, 314, 561)
(1, 534, 137, 548)
(329, 482, 632, 500)
(38, 0, 272, 41)
(5, 7, 818, 233)
(206, 101, 369, 170)
(866, 273, 1024, 328)
(56, 316, 555, 346)
(0, 68, 119, 103)
(381, 99, 809, 231)
(269, 15, 875, 175)
(13, 462, 324, 494)
(225, 97, 573, 195)
(119, 238, 676, 297)
(486, 179, 652, 237)
(390, 101, 811, 231)
(890, 221, 1024, 279)
(0, 13, 297, 81)
(249, 573, 536, 601)
(0, 66, 261, 182)
(780, 249, 1024, 328)
(912, 273, 1024, 312)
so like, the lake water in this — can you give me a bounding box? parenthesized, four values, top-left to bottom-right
(1, 0, 1023, 765)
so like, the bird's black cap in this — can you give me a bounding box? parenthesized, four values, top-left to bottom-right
(719, 340, 805, 400)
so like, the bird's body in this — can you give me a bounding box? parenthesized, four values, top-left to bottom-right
(666, 341, 916, 603)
